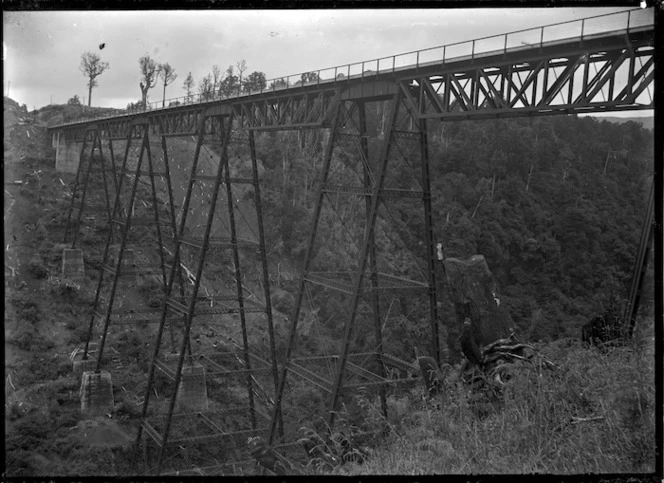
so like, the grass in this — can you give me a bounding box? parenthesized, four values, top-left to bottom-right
(332, 325, 655, 475)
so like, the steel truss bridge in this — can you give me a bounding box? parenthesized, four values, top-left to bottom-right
(48, 8, 655, 476)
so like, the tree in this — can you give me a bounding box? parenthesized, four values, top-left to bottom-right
(269, 78, 289, 90)
(236, 60, 248, 95)
(211, 64, 222, 96)
(79, 51, 109, 107)
(219, 66, 239, 98)
(183, 72, 195, 102)
(138, 54, 160, 108)
(67, 95, 82, 106)
(198, 74, 214, 101)
(300, 71, 319, 85)
(243, 71, 267, 94)
(158, 62, 178, 108)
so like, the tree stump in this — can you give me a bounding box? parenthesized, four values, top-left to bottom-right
(442, 255, 515, 353)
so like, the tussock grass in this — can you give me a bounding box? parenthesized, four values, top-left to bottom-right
(338, 323, 655, 475)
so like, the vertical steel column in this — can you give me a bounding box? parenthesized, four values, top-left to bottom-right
(418, 117, 441, 365)
(222, 130, 257, 429)
(625, 182, 654, 337)
(97, 137, 114, 232)
(134, 112, 209, 462)
(66, 132, 94, 247)
(108, 139, 119, 193)
(82, 127, 134, 360)
(248, 129, 284, 438)
(95, 126, 150, 371)
(326, 92, 401, 429)
(63, 133, 87, 244)
(156, 114, 234, 474)
(268, 94, 342, 445)
(144, 134, 168, 286)
(358, 100, 388, 422)
(158, 121, 187, 352)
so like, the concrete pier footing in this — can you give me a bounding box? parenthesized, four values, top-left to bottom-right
(109, 245, 135, 281)
(73, 358, 97, 376)
(55, 138, 81, 174)
(80, 370, 115, 416)
(175, 363, 208, 413)
(62, 248, 85, 280)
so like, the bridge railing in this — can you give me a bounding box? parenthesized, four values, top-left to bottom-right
(56, 7, 652, 127)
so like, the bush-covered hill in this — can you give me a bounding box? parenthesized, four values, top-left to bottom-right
(254, 112, 654, 352)
(37, 102, 124, 126)
(4, 98, 655, 476)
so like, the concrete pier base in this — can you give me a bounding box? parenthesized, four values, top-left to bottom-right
(73, 358, 97, 376)
(55, 139, 81, 174)
(109, 245, 135, 281)
(62, 248, 85, 280)
(175, 363, 208, 413)
(72, 342, 99, 375)
(80, 370, 114, 417)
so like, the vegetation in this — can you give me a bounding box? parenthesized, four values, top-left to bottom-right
(4, 87, 654, 476)
(138, 54, 159, 106)
(337, 329, 655, 474)
(183, 71, 195, 101)
(157, 62, 178, 108)
(79, 51, 110, 107)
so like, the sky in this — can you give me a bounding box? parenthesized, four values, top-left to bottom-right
(2, 6, 653, 117)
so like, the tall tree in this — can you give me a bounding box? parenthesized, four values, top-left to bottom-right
(211, 64, 222, 97)
(219, 66, 239, 98)
(300, 71, 319, 85)
(158, 62, 178, 107)
(269, 78, 289, 90)
(243, 71, 267, 94)
(183, 72, 195, 102)
(198, 74, 214, 101)
(79, 51, 109, 107)
(138, 54, 160, 107)
(236, 59, 248, 95)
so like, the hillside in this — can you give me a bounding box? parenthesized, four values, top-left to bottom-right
(3, 98, 656, 476)
(585, 115, 654, 131)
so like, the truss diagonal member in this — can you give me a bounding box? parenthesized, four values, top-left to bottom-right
(507, 61, 544, 108)
(326, 91, 402, 429)
(64, 128, 94, 246)
(538, 55, 585, 107)
(134, 112, 211, 470)
(95, 123, 152, 371)
(81, 123, 137, 360)
(478, 69, 509, 109)
(267, 92, 343, 446)
(154, 114, 235, 474)
(612, 53, 653, 104)
(419, 77, 445, 114)
(577, 51, 628, 104)
(222, 128, 257, 431)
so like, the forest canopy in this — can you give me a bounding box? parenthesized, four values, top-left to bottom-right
(254, 113, 654, 346)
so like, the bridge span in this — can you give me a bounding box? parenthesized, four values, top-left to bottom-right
(50, 8, 655, 476)
(49, 7, 653, 170)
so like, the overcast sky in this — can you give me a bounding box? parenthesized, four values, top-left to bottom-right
(3, 6, 651, 115)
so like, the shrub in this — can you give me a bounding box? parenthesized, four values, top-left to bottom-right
(10, 292, 38, 313)
(44, 276, 82, 301)
(10, 325, 38, 351)
(28, 256, 49, 279)
(67, 95, 81, 106)
(271, 288, 295, 314)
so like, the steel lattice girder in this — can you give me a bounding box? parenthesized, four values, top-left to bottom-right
(231, 89, 340, 130)
(399, 32, 654, 120)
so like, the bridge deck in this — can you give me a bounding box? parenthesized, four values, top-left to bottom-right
(49, 7, 653, 130)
